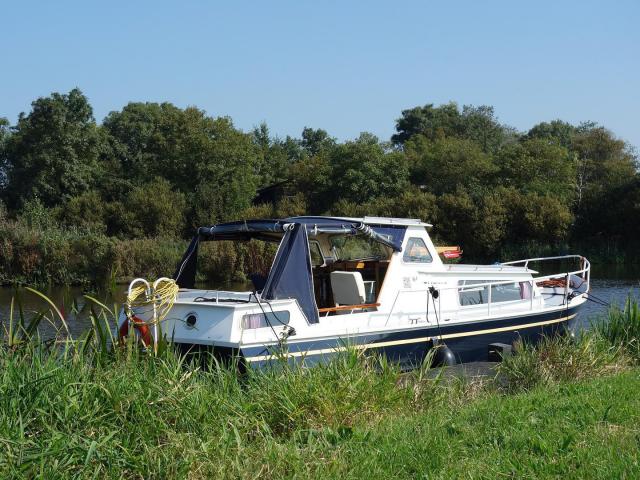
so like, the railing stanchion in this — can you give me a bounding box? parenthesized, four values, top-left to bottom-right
(530, 279, 534, 311)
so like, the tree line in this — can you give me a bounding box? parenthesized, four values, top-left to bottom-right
(0, 88, 638, 269)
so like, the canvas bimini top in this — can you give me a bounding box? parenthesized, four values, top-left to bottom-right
(172, 216, 417, 324)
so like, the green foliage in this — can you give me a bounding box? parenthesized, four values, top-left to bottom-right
(0, 215, 117, 286)
(406, 136, 496, 195)
(0, 117, 10, 187)
(2, 89, 105, 209)
(594, 297, 640, 360)
(59, 190, 107, 233)
(300, 126, 336, 155)
(1, 91, 639, 279)
(572, 123, 637, 198)
(124, 177, 187, 238)
(103, 102, 261, 226)
(252, 122, 290, 187)
(509, 190, 573, 243)
(497, 335, 627, 393)
(16, 197, 51, 229)
(526, 119, 576, 148)
(392, 102, 507, 153)
(496, 138, 576, 200)
(329, 188, 439, 236)
(327, 133, 409, 205)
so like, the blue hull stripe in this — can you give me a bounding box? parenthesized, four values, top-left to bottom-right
(241, 306, 580, 363)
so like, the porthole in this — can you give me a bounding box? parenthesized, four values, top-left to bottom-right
(185, 312, 198, 328)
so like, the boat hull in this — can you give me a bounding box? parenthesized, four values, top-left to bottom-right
(175, 303, 583, 370)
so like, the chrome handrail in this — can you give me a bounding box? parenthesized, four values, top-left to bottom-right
(439, 257, 590, 314)
(383, 256, 590, 325)
(500, 254, 589, 272)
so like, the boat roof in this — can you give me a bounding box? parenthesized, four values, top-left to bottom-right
(194, 216, 416, 250)
(287, 216, 432, 227)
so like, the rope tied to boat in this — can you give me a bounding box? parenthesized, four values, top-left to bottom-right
(125, 277, 179, 326)
(122, 277, 179, 351)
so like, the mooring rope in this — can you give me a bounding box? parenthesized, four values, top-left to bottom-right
(585, 292, 611, 308)
(125, 278, 180, 327)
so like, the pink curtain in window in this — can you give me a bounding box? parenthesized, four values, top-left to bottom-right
(519, 282, 532, 300)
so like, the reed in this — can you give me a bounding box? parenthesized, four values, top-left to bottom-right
(594, 297, 640, 360)
(496, 334, 628, 393)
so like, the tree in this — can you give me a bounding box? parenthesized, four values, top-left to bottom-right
(289, 153, 333, 213)
(0, 117, 10, 191)
(2, 89, 105, 208)
(459, 105, 508, 153)
(392, 102, 462, 145)
(495, 138, 575, 201)
(300, 127, 335, 156)
(330, 187, 438, 225)
(327, 133, 409, 207)
(252, 123, 290, 187)
(526, 120, 576, 148)
(392, 102, 507, 152)
(59, 190, 107, 232)
(605, 176, 640, 240)
(571, 124, 637, 207)
(103, 102, 262, 227)
(436, 187, 478, 247)
(406, 136, 496, 196)
(124, 177, 187, 238)
(496, 188, 573, 244)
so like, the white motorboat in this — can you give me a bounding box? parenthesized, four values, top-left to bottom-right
(119, 216, 590, 368)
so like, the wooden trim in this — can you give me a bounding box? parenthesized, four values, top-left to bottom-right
(318, 303, 380, 313)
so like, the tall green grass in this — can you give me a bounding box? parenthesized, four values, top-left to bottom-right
(1, 291, 640, 478)
(594, 296, 640, 360)
(496, 334, 628, 393)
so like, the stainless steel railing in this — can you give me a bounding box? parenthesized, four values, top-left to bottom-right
(383, 256, 590, 324)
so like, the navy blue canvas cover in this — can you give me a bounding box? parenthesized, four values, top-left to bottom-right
(195, 217, 405, 251)
(261, 224, 319, 324)
(173, 235, 200, 288)
(173, 217, 407, 299)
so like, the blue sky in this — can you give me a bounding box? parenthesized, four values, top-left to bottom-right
(1, 1, 639, 148)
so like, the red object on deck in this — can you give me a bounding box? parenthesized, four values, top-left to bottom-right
(441, 247, 463, 259)
(118, 315, 152, 347)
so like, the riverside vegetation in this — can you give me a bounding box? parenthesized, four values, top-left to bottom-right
(1, 90, 639, 286)
(0, 290, 639, 478)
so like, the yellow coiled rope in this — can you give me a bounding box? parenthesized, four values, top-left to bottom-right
(124, 277, 180, 352)
(125, 278, 180, 326)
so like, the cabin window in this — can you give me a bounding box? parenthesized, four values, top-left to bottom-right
(242, 311, 290, 329)
(329, 235, 388, 261)
(458, 280, 531, 306)
(403, 238, 433, 263)
(309, 241, 324, 267)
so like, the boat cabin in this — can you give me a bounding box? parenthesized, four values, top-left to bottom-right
(173, 216, 443, 323)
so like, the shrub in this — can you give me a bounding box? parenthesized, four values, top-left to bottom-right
(124, 177, 187, 238)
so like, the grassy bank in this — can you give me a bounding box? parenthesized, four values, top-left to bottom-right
(0, 345, 638, 479)
(1, 296, 639, 478)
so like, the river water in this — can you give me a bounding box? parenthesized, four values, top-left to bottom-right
(0, 265, 638, 339)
